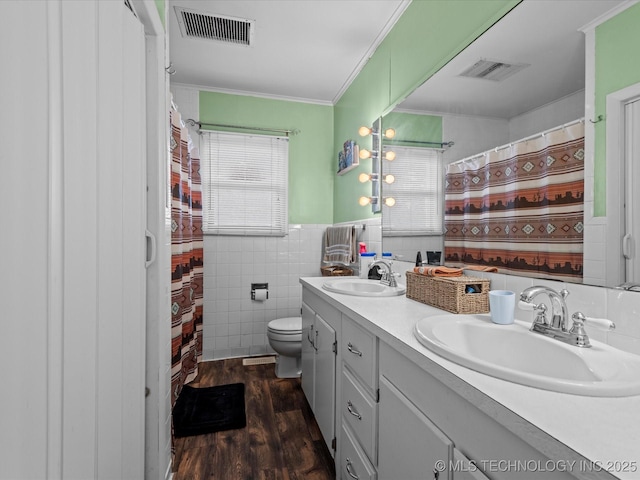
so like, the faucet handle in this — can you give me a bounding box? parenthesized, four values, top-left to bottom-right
(571, 312, 615, 332)
(518, 300, 536, 311)
(517, 300, 547, 312)
(519, 300, 548, 326)
(569, 312, 588, 335)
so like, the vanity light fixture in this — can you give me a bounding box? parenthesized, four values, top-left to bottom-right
(357, 118, 395, 213)
(358, 125, 374, 137)
(358, 196, 378, 207)
(359, 147, 396, 161)
(358, 196, 395, 207)
(359, 148, 375, 160)
(358, 125, 396, 139)
(358, 172, 395, 184)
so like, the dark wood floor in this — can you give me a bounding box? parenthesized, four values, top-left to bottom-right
(173, 358, 336, 480)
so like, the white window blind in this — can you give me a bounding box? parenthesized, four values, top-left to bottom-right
(201, 130, 288, 236)
(382, 146, 443, 235)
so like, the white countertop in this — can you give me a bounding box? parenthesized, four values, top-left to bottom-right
(301, 276, 640, 480)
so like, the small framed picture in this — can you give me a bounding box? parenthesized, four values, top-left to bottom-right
(337, 140, 359, 175)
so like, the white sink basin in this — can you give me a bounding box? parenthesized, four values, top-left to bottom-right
(414, 314, 640, 397)
(322, 278, 406, 297)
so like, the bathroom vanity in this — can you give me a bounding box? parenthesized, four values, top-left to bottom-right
(300, 276, 640, 480)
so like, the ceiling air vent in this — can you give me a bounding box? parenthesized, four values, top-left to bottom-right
(174, 7, 254, 46)
(458, 59, 529, 82)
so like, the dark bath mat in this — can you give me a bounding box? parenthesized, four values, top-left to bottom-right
(172, 383, 246, 438)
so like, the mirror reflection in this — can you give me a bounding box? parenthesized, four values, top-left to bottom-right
(382, 0, 625, 286)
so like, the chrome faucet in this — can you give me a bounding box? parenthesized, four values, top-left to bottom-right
(519, 285, 616, 348)
(368, 259, 398, 287)
(520, 285, 570, 330)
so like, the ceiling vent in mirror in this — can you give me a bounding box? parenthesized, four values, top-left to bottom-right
(459, 59, 529, 82)
(174, 7, 255, 46)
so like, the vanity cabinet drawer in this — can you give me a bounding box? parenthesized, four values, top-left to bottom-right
(342, 316, 377, 391)
(341, 423, 377, 480)
(342, 368, 377, 465)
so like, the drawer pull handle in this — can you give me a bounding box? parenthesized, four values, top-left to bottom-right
(347, 401, 362, 420)
(347, 342, 363, 357)
(345, 458, 359, 479)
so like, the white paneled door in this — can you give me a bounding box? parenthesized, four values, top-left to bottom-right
(624, 98, 640, 283)
(1, 1, 148, 478)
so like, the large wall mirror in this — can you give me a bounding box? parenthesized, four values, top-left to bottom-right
(381, 0, 628, 287)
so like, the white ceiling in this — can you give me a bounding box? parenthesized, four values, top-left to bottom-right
(168, 0, 625, 114)
(168, 0, 409, 104)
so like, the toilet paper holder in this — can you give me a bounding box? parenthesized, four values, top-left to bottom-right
(251, 283, 269, 300)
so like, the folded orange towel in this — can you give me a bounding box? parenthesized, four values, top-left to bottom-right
(412, 266, 463, 277)
(464, 265, 499, 273)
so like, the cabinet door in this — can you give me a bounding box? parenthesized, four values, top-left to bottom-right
(378, 376, 453, 480)
(301, 301, 316, 407)
(315, 313, 337, 454)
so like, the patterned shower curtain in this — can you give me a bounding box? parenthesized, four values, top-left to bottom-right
(444, 122, 584, 282)
(170, 105, 203, 408)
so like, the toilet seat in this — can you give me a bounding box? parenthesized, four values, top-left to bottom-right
(267, 317, 302, 334)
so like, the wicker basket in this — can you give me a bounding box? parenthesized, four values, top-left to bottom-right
(321, 265, 354, 277)
(405, 272, 490, 314)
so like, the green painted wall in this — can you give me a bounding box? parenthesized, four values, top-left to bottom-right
(154, 0, 164, 28)
(199, 92, 334, 224)
(383, 112, 442, 147)
(594, 3, 640, 217)
(332, 0, 520, 223)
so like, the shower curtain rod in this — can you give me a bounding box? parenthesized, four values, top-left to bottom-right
(186, 119, 298, 136)
(389, 139, 454, 148)
(449, 117, 585, 166)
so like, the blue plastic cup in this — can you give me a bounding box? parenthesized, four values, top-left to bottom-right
(489, 290, 516, 325)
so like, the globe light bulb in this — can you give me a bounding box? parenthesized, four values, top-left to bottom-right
(384, 197, 396, 207)
(384, 128, 396, 139)
(358, 126, 373, 137)
(358, 173, 371, 183)
(358, 196, 372, 206)
(359, 148, 372, 160)
(384, 150, 396, 161)
(383, 174, 395, 184)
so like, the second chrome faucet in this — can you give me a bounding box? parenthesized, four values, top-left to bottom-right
(518, 285, 615, 348)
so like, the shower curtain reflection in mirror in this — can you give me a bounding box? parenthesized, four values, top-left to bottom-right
(444, 121, 585, 282)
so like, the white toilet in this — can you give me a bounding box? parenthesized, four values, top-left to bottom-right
(267, 317, 302, 378)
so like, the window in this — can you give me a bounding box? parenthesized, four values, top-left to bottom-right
(200, 130, 288, 236)
(382, 146, 443, 235)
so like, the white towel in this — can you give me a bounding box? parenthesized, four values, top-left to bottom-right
(323, 225, 356, 265)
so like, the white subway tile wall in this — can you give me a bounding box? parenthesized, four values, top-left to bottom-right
(203, 219, 381, 359)
(203, 217, 640, 359)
